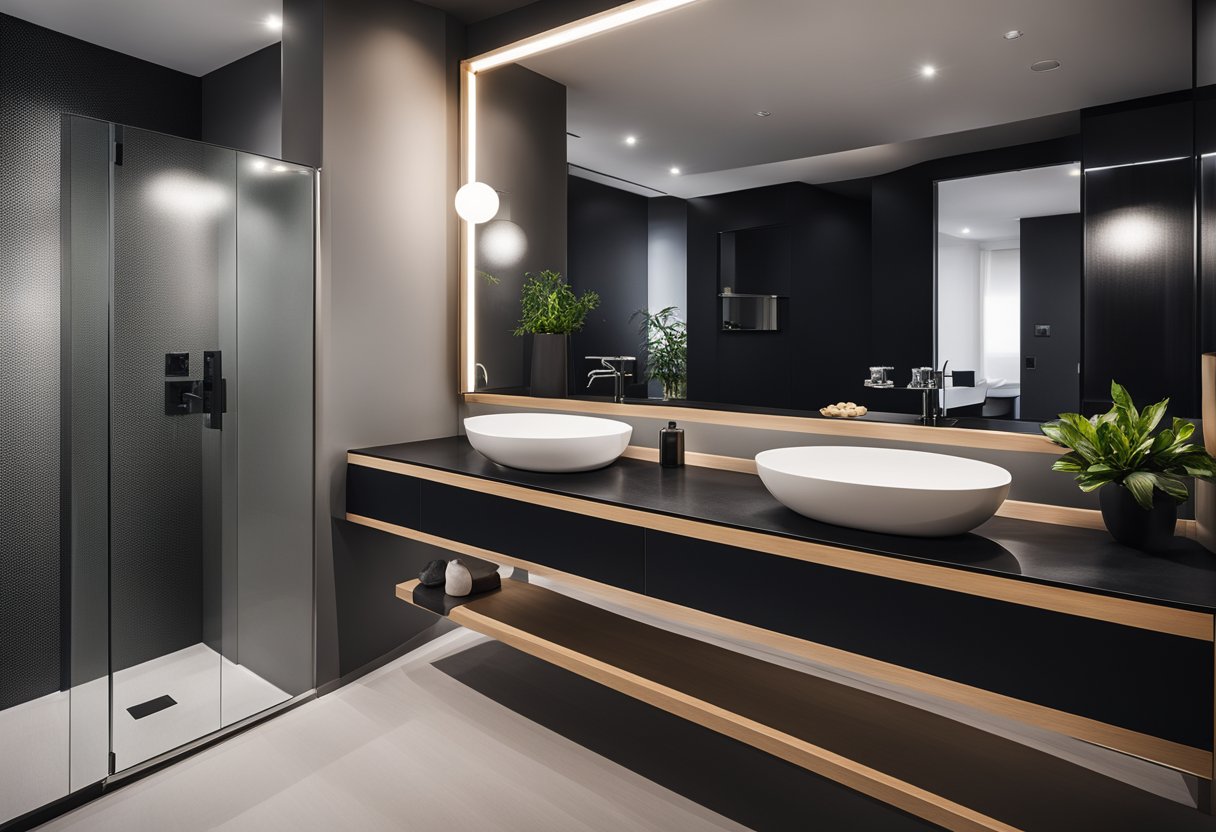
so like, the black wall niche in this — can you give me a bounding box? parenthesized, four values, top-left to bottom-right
(1081, 93, 1196, 417)
(870, 136, 1080, 413)
(567, 175, 650, 396)
(1, 12, 202, 712)
(202, 43, 283, 159)
(686, 182, 870, 410)
(1019, 213, 1082, 422)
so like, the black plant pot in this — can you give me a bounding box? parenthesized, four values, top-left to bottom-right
(530, 333, 568, 398)
(1098, 484, 1178, 551)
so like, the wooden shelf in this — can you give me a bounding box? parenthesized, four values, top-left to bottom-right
(397, 577, 1216, 832)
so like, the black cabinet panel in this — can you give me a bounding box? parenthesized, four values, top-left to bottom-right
(346, 465, 420, 530)
(421, 481, 645, 592)
(645, 531, 1213, 750)
(1083, 158, 1196, 415)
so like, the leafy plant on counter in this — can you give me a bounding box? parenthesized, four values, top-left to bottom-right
(633, 306, 688, 400)
(513, 270, 600, 336)
(1041, 380, 1216, 509)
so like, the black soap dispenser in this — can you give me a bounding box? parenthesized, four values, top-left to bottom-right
(660, 421, 685, 468)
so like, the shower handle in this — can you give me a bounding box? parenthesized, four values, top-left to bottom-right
(203, 350, 224, 430)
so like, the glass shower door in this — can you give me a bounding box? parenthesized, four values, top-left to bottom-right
(108, 126, 233, 770)
(63, 118, 315, 777)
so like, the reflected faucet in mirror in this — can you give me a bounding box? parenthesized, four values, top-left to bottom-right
(586, 356, 635, 403)
(475, 363, 489, 390)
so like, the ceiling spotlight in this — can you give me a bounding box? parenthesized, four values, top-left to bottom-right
(624, 135, 637, 146)
(755, 110, 772, 117)
(272, 164, 288, 173)
(670, 167, 681, 175)
(1030, 59, 1061, 72)
(264, 14, 283, 32)
(920, 64, 937, 78)
(1003, 30, 1023, 40)
(961, 227, 971, 234)
(251, 159, 267, 172)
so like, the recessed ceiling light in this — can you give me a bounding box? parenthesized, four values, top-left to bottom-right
(1031, 59, 1061, 72)
(272, 164, 288, 173)
(961, 227, 971, 234)
(1003, 30, 1023, 40)
(920, 65, 937, 78)
(264, 14, 283, 32)
(251, 159, 267, 172)
(755, 110, 772, 118)
(670, 167, 681, 175)
(624, 135, 637, 146)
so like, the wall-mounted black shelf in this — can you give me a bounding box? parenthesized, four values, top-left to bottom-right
(720, 293, 784, 331)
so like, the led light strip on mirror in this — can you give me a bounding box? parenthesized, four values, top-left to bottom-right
(459, 0, 703, 392)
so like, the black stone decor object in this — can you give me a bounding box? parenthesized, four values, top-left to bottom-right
(530, 333, 568, 398)
(419, 559, 447, 587)
(1099, 485, 1178, 551)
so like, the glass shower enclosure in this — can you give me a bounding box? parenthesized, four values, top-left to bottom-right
(57, 115, 315, 793)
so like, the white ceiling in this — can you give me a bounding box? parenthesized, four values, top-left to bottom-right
(938, 164, 1081, 242)
(517, 0, 1191, 197)
(0, 0, 282, 76)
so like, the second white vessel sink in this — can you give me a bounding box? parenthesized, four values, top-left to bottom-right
(755, 446, 1011, 537)
(464, 412, 633, 473)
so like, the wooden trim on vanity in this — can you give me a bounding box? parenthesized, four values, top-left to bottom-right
(348, 453, 1213, 642)
(464, 392, 1063, 455)
(620, 445, 1200, 537)
(397, 578, 1017, 832)
(370, 517, 1211, 778)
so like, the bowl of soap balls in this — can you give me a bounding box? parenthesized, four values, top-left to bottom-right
(820, 401, 868, 418)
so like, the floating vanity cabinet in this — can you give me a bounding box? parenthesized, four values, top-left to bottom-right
(346, 437, 1216, 787)
(419, 481, 645, 592)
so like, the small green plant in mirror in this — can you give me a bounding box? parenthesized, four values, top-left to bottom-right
(513, 270, 600, 336)
(634, 306, 688, 400)
(1041, 381, 1216, 509)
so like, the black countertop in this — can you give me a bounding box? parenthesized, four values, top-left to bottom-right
(352, 437, 1216, 613)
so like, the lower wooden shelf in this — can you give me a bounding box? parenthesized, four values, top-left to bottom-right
(396, 576, 1216, 832)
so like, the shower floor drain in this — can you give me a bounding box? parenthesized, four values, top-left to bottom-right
(127, 694, 177, 720)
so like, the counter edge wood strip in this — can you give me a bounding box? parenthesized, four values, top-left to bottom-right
(349, 453, 1213, 641)
(464, 392, 1061, 455)
(618, 446, 1201, 538)
(396, 579, 1017, 832)
(379, 523, 1211, 778)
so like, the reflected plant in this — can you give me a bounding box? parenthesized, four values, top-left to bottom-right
(513, 270, 599, 336)
(633, 306, 687, 400)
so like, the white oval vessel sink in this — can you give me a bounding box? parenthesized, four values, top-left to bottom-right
(464, 413, 633, 473)
(755, 446, 1011, 537)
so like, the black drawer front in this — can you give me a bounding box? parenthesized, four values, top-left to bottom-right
(347, 464, 421, 529)
(645, 530, 1214, 751)
(422, 481, 645, 592)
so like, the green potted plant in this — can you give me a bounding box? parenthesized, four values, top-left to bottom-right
(513, 270, 599, 397)
(1042, 381, 1216, 550)
(633, 306, 688, 400)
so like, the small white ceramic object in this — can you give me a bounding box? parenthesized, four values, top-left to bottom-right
(463, 412, 633, 473)
(755, 446, 1011, 537)
(445, 560, 473, 597)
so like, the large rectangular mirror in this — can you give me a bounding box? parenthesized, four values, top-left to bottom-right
(466, 0, 1201, 428)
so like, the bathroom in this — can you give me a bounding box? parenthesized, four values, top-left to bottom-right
(2, 0, 1216, 830)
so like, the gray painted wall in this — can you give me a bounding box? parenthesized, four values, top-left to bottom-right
(284, 0, 464, 690)
(202, 44, 283, 159)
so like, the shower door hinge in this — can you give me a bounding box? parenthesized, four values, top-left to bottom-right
(109, 751, 116, 774)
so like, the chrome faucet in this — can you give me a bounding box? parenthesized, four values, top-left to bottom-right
(586, 355, 635, 403)
(474, 363, 489, 390)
